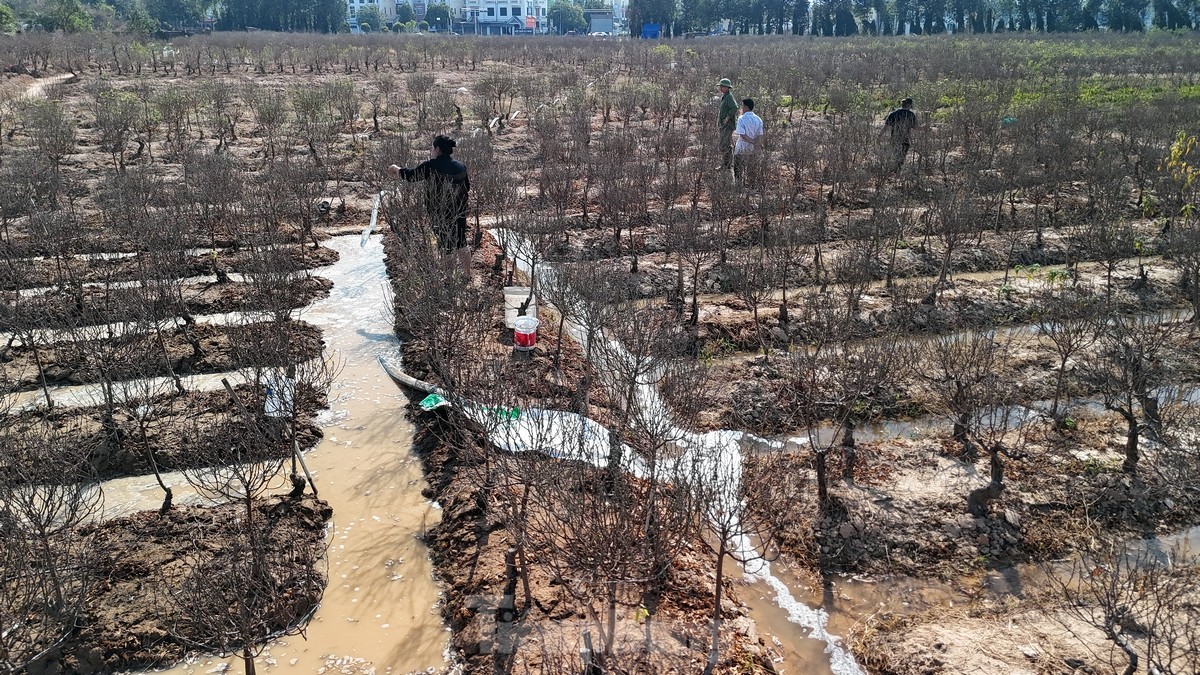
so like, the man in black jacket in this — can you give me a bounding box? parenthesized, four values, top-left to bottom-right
(388, 135, 471, 276)
(882, 97, 919, 171)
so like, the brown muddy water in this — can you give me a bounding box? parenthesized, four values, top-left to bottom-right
(113, 235, 449, 675)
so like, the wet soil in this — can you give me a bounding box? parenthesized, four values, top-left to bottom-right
(0, 319, 323, 391)
(1, 276, 333, 331)
(745, 422, 1200, 581)
(558, 217, 1122, 301)
(0, 244, 339, 291)
(4, 381, 324, 481)
(684, 259, 1188, 357)
(27, 495, 331, 675)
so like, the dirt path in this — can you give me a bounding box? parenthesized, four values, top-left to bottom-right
(18, 72, 73, 99)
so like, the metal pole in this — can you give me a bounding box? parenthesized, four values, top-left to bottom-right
(221, 377, 319, 496)
(293, 435, 319, 496)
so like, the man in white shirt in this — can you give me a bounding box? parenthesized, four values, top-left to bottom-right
(733, 98, 763, 185)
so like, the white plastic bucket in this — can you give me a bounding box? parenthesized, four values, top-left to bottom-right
(264, 371, 295, 418)
(503, 286, 537, 328)
(513, 316, 539, 351)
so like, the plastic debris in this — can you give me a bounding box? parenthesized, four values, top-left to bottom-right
(418, 393, 449, 411)
(361, 191, 385, 247)
(482, 405, 521, 421)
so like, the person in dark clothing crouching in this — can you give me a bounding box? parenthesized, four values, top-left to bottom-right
(388, 135, 471, 277)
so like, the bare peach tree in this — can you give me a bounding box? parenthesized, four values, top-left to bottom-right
(0, 409, 101, 671)
(166, 516, 325, 675)
(1082, 313, 1184, 474)
(1048, 542, 1200, 675)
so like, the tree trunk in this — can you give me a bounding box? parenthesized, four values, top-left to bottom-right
(554, 312, 566, 370)
(243, 646, 257, 675)
(1050, 356, 1068, 422)
(816, 450, 829, 504)
(953, 412, 969, 444)
(604, 581, 618, 659)
(704, 536, 727, 675)
(842, 421, 856, 484)
(967, 445, 1005, 516)
(779, 283, 789, 325)
(1122, 414, 1139, 473)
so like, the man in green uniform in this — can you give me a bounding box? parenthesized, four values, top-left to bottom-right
(717, 78, 737, 171)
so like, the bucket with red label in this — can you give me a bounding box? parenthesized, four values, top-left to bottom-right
(513, 316, 539, 351)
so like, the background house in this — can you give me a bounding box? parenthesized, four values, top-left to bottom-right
(346, 0, 397, 23)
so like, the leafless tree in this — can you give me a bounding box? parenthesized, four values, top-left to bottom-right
(1034, 288, 1102, 424)
(20, 98, 75, 207)
(0, 87, 18, 148)
(1081, 313, 1183, 473)
(290, 85, 337, 166)
(734, 245, 775, 356)
(0, 412, 101, 671)
(917, 330, 1010, 453)
(1048, 542, 1200, 675)
(1163, 215, 1200, 323)
(782, 301, 907, 503)
(93, 84, 141, 170)
(154, 87, 193, 157)
(246, 85, 289, 162)
(699, 446, 794, 674)
(766, 220, 806, 326)
(166, 523, 324, 675)
(1077, 218, 1137, 300)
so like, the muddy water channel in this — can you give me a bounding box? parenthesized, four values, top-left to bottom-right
(111, 235, 448, 675)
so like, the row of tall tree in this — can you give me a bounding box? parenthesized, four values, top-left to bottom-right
(634, 0, 1200, 36)
(4, 0, 346, 33)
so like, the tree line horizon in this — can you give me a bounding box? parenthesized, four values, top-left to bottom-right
(3, 0, 1196, 37)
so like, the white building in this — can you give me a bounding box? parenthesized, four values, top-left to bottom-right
(365, 0, 555, 33)
(445, 0, 550, 34)
(347, 0, 397, 24)
(611, 0, 627, 21)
